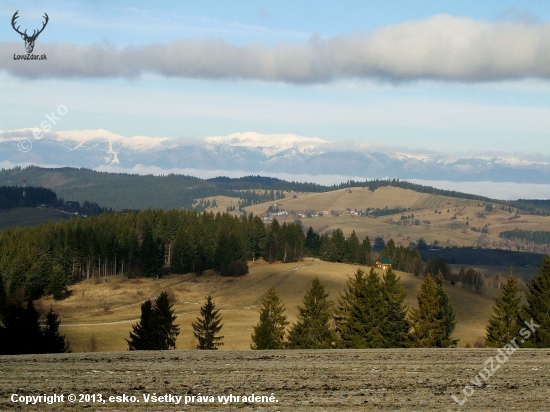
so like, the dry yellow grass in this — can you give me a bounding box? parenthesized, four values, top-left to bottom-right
(242, 186, 550, 250)
(244, 186, 475, 216)
(194, 191, 313, 213)
(39, 259, 496, 353)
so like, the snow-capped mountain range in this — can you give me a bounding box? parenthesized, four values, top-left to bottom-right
(1, 129, 549, 184)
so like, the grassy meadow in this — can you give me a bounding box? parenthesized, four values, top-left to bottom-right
(37, 259, 498, 353)
(243, 186, 550, 251)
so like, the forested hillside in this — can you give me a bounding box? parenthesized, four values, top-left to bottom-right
(0, 166, 328, 210)
(0, 186, 57, 210)
(0, 207, 426, 305)
(3, 165, 547, 213)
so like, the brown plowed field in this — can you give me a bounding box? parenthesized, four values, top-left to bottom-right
(1, 349, 549, 411)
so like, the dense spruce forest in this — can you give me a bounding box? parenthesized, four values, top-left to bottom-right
(499, 229, 550, 246)
(0, 207, 425, 304)
(0, 186, 57, 210)
(0, 166, 325, 211)
(3, 165, 549, 214)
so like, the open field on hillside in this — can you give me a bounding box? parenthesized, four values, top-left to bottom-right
(244, 186, 477, 214)
(449, 264, 537, 285)
(195, 191, 311, 212)
(36, 260, 497, 353)
(244, 186, 550, 251)
(0, 207, 74, 231)
(1, 349, 549, 411)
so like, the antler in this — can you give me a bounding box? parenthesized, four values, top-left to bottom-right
(31, 12, 49, 39)
(11, 10, 26, 37)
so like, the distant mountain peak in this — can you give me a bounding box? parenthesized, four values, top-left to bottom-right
(1, 129, 548, 184)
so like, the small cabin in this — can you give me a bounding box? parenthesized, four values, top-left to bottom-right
(375, 258, 392, 270)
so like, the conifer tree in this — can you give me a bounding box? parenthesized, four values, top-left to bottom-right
(251, 287, 288, 349)
(485, 275, 521, 347)
(140, 228, 165, 278)
(171, 229, 196, 274)
(360, 236, 373, 266)
(153, 291, 180, 350)
(336, 268, 385, 348)
(192, 295, 224, 350)
(49, 264, 67, 301)
(522, 256, 550, 347)
(381, 239, 396, 260)
(287, 278, 334, 349)
(435, 272, 458, 347)
(1, 300, 43, 355)
(126, 291, 180, 350)
(127, 300, 156, 350)
(345, 231, 361, 264)
(43, 307, 69, 353)
(305, 227, 320, 256)
(381, 268, 409, 347)
(331, 229, 346, 262)
(407, 274, 446, 348)
(319, 234, 333, 262)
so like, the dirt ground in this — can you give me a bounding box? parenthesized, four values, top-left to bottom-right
(1, 349, 549, 411)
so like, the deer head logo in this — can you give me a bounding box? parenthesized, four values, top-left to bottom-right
(11, 10, 49, 54)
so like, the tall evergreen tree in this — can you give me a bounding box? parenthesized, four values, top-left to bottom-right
(171, 229, 196, 274)
(49, 264, 68, 301)
(287, 278, 335, 349)
(381, 268, 409, 347)
(330, 229, 346, 262)
(140, 227, 165, 278)
(251, 287, 288, 349)
(305, 227, 320, 257)
(345, 231, 361, 264)
(43, 307, 69, 353)
(381, 239, 396, 261)
(336, 268, 385, 348)
(192, 295, 224, 350)
(485, 275, 521, 347)
(522, 256, 550, 347)
(1, 300, 43, 355)
(360, 236, 373, 266)
(153, 291, 180, 350)
(435, 272, 458, 347)
(127, 300, 156, 350)
(319, 234, 333, 262)
(214, 229, 248, 276)
(408, 274, 449, 347)
(127, 292, 180, 350)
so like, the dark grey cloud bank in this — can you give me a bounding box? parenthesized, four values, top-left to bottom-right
(2, 14, 550, 82)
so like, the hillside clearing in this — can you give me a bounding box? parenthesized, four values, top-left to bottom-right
(37, 260, 497, 352)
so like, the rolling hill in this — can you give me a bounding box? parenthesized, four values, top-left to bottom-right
(38, 259, 498, 352)
(241, 186, 550, 257)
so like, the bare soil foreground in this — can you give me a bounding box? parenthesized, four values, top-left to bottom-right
(1, 349, 549, 411)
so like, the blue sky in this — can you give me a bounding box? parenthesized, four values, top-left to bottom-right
(1, 0, 550, 155)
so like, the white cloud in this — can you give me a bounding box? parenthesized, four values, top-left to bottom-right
(2, 14, 550, 83)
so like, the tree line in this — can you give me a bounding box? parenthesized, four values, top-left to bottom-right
(125, 268, 458, 352)
(0, 210, 306, 302)
(485, 255, 550, 347)
(0, 299, 68, 355)
(251, 269, 457, 349)
(4, 256, 550, 353)
(0, 202, 430, 305)
(499, 229, 550, 246)
(0, 186, 57, 210)
(7, 165, 542, 215)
